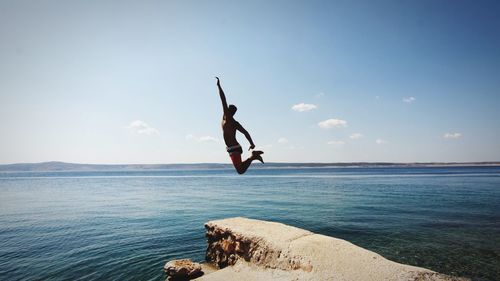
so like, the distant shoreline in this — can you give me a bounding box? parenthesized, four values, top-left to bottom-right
(1, 161, 499, 172)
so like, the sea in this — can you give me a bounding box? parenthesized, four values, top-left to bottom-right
(0, 166, 499, 281)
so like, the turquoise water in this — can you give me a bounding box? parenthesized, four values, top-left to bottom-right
(0, 167, 499, 281)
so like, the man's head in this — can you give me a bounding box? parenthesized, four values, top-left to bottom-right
(228, 104, 237, 116)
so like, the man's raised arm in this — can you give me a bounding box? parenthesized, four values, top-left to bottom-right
(216, 77, 228, 114)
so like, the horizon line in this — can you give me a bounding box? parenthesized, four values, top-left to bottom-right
(2, 160, 500, 166)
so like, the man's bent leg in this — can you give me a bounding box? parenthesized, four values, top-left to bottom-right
(230, 153, 244, 174)
(230, 153, 254, 174)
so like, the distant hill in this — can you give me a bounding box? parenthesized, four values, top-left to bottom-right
(0, 161, 229, 172)
(0, 161, 499, 172)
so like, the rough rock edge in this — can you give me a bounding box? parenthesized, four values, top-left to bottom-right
(205, 219, 314, 272)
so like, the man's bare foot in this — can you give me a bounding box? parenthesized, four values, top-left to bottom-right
(252, 150, 264, 163)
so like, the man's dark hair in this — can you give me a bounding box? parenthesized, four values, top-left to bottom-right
(228, 104, 237, 116)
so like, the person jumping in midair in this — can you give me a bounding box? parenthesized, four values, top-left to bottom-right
(216, 77, 264, 174)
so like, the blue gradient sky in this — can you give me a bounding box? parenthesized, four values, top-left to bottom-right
(1, 0, 499, 164)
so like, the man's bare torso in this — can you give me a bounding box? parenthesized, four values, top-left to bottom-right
(222, 115, 239, 147)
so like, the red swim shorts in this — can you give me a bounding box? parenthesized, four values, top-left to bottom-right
(227, 145, 243, 167)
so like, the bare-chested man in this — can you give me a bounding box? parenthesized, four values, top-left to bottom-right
(216, 77, 264, 174)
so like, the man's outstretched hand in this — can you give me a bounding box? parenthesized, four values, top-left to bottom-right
(215, 76, 220, 86)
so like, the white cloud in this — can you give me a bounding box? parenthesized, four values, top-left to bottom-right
(186, 134, 219, 143)
(315, 92, 325, 98)
(375, 139, 387, 145)
(278, 137, 289, 144)
(403, 97, 416, 103)
(198, 136, 219, 143)
(291, 103, 317, 112)
(444, 132, 462, 139)
(349, 133, 363, 139)
(327, 140, 345, 145)
(128, 120, 159, 135)
(318, 118, 347, 129)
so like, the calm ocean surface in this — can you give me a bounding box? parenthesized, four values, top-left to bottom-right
(0, 167, 499, 281)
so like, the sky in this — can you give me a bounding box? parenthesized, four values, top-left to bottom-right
(1, 0, 499, 164)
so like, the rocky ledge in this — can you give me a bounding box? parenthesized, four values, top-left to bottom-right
(167, 217, 468, 281)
